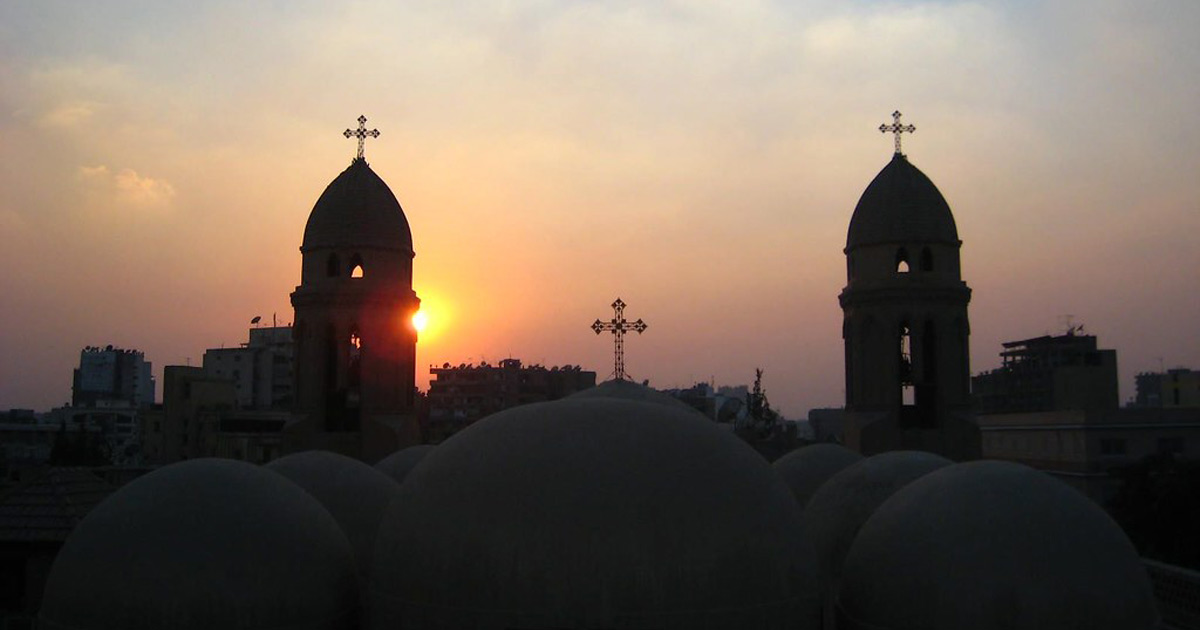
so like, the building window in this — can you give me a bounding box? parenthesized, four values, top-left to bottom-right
(1099, 438, 1127, 456)
(1157, 437, 1184, 456)
(896, 248, 910, 274)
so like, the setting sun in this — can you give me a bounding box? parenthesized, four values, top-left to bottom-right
(412, 311, 428, 333)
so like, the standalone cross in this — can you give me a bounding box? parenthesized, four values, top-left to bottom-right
(344, 115, 380, 160)
(879, 110, 916, 155)
(591, 298, 647, 381)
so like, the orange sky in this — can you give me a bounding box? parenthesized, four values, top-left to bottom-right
(2, 1, 1198, 417)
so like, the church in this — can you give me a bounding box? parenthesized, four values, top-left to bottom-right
(31, 115, 1161, 630)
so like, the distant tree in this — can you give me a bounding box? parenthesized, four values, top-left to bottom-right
(746, 369, 780, 431)
(1107, 453, 1200, 570)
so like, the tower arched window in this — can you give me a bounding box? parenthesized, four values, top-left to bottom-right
(896, 248, 910, 274)
(920, 247, 933, 272)
(349, 253, 364, 279)
(326, 253, 340, 278)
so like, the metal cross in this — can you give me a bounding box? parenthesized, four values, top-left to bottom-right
(879, 110, 916, 155)
(591, 298, 647, 381)
(344, 115, 380, 160)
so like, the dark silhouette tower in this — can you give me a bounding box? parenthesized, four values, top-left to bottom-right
(839, 112, 979, 460)
(285, 116, 421, 461)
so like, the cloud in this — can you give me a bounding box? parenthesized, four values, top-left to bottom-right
(37, 101, 101, 128)
(78, 165, 176, 209)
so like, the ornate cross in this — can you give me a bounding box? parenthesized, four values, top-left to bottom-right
(591, 298, 647, 381)
(344, 115, 380, 160)
(879, 110, 915, 155)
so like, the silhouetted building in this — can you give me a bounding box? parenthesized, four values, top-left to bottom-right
(70, 346, 154, 408)
(839, 146, 979, 460)
(286, 151, 422, 461)
(663, 382, 748, 423)
(1135, 368, 1200, 408)
(140, 366, 235, 465)
(0, 468, 113, 628)
(978, 407, 1200, 504)
(203, 325, 295, 410)
(426, 359, 595, 441)
(972, 330, 1118, 414)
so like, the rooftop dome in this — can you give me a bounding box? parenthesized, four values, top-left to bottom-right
(374, 444, 435, 484)
(39, 459, 358, 630)
(838, 460, 1159, 630)
(302, 159, 413, 253)
(801, 451, 951, 587)
(371, 397, 820, 629)
(773, 443, 864, 510)
(566, 379, 703, 415)
(265, 450, 402, 579)
(846, 153, 959, 251)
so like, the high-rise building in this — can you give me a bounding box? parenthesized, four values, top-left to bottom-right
(203, 325, 295, 410)
(71, 346, 155, 408)
(972, 330, 1118, 414)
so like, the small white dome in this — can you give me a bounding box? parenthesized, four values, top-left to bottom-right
(39, 459, 358, 630)
(802, 450, 951, 585)
(838, 460, 1159, 630)
(266, 450, 402, 578)
(772, 443, 863, 510)
(374, 444, 435, 483)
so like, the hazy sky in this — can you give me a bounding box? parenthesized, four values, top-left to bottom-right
(2, 1, 1198, 417)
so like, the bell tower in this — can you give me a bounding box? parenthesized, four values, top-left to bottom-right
(285, 116, 421, 461)
(839, 112, 979, 460)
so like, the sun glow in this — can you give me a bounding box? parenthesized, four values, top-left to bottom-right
(412, 311, 429, 333)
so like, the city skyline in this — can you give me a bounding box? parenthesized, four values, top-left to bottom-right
(2, 1, 1198, 416)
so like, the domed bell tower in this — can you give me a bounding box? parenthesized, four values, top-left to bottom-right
(286, 116, 421, 461)
(838, 112, 979, 460)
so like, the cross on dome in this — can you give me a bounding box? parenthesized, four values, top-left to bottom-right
(344, 115, 380, 161)
(879, 110, 916, 156)
(591, 298, 647, 381)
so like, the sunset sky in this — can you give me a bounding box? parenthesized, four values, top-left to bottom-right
(2, 1, 1198, 417)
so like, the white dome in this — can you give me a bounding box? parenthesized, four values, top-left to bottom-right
(370, 397, 820, 629)
(266, 450, 402, 578)
(838, 460, 1159, 630)
(374, 444, 435, 483)
(39, 459, 358, 630)
(801, 450, 951, 585)
(772, 443, 863, 510)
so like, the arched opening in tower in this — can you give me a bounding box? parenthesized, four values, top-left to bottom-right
(349, 253, 364, 279)
(326, 253, 340, 278)
(920, 247, 933, 272)
(895, 248, 910, 274)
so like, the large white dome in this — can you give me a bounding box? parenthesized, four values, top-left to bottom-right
(838, 460, 1159, 630)
(370, 397, 820, 629)
(39, 459, 358, 630)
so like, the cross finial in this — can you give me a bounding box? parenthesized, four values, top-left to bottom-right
(879, 110, 916, 156)
(343, 115, 380, 161)
(591, 297, 648, 381)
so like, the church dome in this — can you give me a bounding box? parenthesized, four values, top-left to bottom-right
(370, 397, 820, 629)
(838, 460, 1159, 630)
(266, 450, 402, 580)
(773, 443, 863, 510)
(39, 459, 358, 630)
(566, 378, 703, 415)
(800, 451, 951, 587)
(374, 444, 435, 484)
(302, 159, 413, 253)
(846, 153, 959, 251)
